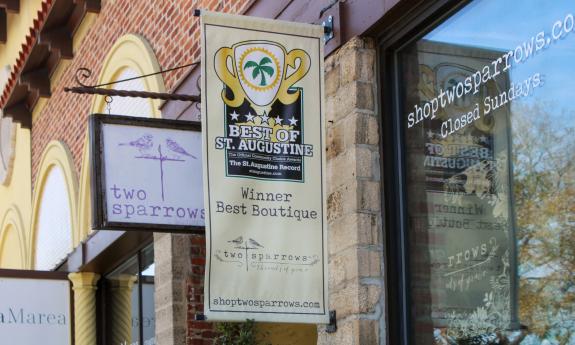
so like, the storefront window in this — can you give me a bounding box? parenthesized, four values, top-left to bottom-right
(397, 0, 574, 343)
(140, 246, 155, 345)
(104, 244, 155, 345)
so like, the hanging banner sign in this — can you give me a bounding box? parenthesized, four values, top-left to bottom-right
(201, 11, 328, 323)
(0, 270, 71, 345)
(90, 114, 204, 232)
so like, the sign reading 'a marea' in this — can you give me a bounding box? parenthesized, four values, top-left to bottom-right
(0, 271, 72, 345)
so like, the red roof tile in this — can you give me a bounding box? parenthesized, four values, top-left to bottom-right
(0, 0, 53, 109)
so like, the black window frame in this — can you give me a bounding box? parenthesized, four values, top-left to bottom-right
(376, 0, 472, 344)
(97, 240, 155, 345)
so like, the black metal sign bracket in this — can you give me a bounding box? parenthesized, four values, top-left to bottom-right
(64, 66, 201, 102)
(326, 310, 337, 333)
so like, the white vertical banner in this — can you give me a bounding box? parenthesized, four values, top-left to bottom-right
(201, 11, 328, 323)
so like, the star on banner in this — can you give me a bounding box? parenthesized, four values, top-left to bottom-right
(274, 116, 283, 125)
(261, 112, 270, 124)
(245, 112, 255, 122)
(288, 116, 298, 126)
(230, 111, 240, 121)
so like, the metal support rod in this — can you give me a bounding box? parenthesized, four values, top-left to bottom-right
(326, 310, 337, 333)
(64, 86, 200, 102)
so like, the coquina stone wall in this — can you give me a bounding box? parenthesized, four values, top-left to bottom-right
(318, 36, 386, 345)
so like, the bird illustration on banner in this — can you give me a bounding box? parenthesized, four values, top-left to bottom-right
(248, 238, 264, 248)
(226, 236, 266, 271)
(228, 236, 243, 245)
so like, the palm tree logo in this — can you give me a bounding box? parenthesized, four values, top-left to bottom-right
(244, 56, 275, 87)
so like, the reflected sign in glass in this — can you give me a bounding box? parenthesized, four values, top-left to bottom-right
(399, 0, 575, 343)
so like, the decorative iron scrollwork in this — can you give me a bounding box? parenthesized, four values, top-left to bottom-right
(64, 63, 201, 102)
(75, 67, 94, 87)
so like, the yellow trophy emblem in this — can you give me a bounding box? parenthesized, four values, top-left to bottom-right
(213, 40, 312, 182)
(215, 41, 311, 114)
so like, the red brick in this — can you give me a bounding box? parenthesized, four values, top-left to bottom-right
(191, 258, 205, 266)
(201, 330, 218, 339)
(28, 2, 251, 345)
(188, 321, 214, 330)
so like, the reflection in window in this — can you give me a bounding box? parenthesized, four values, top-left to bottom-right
(140, 246, 155, 345)
(105, 244, 155, 345)
(397, 0, 574, 343)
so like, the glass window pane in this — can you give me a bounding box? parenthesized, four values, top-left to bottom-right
(140, 245, 155, 345)
(397, 1, 575, 343)
(106, 255, 140, 345)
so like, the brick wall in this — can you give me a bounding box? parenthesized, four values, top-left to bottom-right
(187, 234, 216, 344)
(31, 2, 251, 345)
(152, 232, 217, 345)
(31, 0, 250, 189)
(318, 37, 386, 344)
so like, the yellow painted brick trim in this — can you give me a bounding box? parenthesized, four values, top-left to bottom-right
(0, 205, 27, 268)
(90, 33, 166, 117)
(77, 129, 92, 243)
(78, 34, 164, 242)
(31, 97, 48, 125)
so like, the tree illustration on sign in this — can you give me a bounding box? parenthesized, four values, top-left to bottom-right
(244, 57, 274, 86)
(119, 135, 196, 201)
